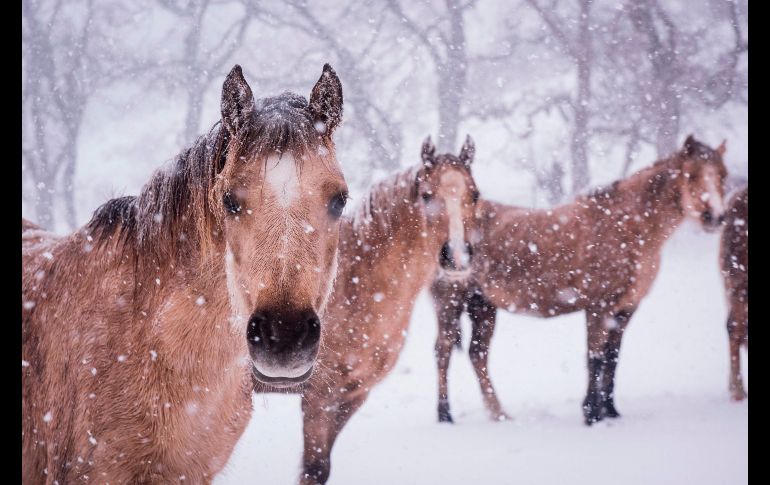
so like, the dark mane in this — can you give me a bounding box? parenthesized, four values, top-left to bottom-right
(351, 165, 422, 234)
(586, 181, 620, 200)
(86, 91, 324, 265)
(430, 154, 467, 167)
(580, 149, 687, 207)
(248, 92, 322, 157)
(350, 156, 473, 236)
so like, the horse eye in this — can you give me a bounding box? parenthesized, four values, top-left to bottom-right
(329, 192, 348, 219)
(223, 191, 241, 214)
(422, 192, 433, 202)
(471, 190, 480, 204)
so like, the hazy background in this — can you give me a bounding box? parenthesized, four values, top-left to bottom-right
(21, 2, 749, 483)
(22, 0, 747, 234)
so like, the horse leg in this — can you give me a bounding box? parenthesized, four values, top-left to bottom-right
(431, 280, 465, 423)
(583, 310, 613, 425)
(300, 389, 368, 485)
(467, 292, 509, 422)
(599, 309, 634, 418)
(727, 307, 747, 401)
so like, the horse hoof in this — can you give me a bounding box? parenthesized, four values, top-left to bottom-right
(603, 402, 621, 418)
(731, 389, 747, 401)
(584, 414, 603, 426)
(492, 411, 511, 422)
(438, 412, 455, 423)
(583, 405, 603, 425)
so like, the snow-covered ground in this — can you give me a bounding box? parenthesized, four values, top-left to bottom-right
(215, 218, 748, 485)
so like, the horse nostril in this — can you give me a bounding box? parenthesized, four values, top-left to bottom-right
(439, 242, 454, 269)
(248, 312, 271, 349)
(293, 309, 321, 350)
(304, 312, 321, 348)
(247, 309, 320, 355)
(702, 211, 713, 224)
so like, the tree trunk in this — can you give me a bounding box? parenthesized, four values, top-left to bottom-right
(437, 76, 462, 153)
(34, 174, 56, 230)
(627, 0, 681, 158)
(570, 0, 592, 194)
(61, 137, 79, 230)
(180, 0, 207, 146)
(183, 83, 205, 145)
(435, 0, 467, 153)
(655, 84, 680, 157)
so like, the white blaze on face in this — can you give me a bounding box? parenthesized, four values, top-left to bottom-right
(265, 152, 302, 283)
(317, 249, 339, 315)
(225, 243, 250, 332)
(702, 166, 725, 216)
(440, 171, 471, 270)
(265, 153, 299, 208)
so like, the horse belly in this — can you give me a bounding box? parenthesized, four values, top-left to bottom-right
(482, 268, 579, 317)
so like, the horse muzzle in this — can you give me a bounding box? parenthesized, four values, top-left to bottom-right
(247, 307, 321, 385)
(439, 241, 473, 280)
(701, 210, 725, 232)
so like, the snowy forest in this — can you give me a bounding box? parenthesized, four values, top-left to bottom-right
(22, 0, 747, 231)
(22, 1, 747, 484)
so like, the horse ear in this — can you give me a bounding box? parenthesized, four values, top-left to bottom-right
(221, 65, 255, 136)
(717, 139, 727, 155)
(683, 134, 697, 156)
(459, 135, 475, 166)
(309, 64, 343, 137)
(421, 136, 436, 166)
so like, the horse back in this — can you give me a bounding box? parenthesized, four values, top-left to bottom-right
(22, 217, 60, 253)
(473, 195, 658, 316)
(473, 201, 588, 315)
(22, 217, 40, 232)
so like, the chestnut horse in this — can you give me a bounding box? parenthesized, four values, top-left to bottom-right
(253, 136, 480, 485)
(431, 135, 728, 425)
(22, 64, 348, 484)
(720, 185, 748, 400)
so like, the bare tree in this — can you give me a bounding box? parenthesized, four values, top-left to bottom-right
(157, 0, 256, 146)
(621, 0, 747, 158)
(22, 0, 747, 227)
(253, 0, 405, 171)
(22, 0, 153, 230)
(626, 0, 684, 157)
(696, 0, 748, 109)
(523, 0, 594, 194)
(23, 0, 95, 229)
(386, 0, 474, 152)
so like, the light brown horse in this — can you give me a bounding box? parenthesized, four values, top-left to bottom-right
(253, 136, 480, 485)
(22, 64, 348, 484)
(720, 185, 748, 401)
(431, 135, 728, 425)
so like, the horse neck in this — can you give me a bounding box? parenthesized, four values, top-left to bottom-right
(350, 204, 433, 281)
(84, 233, 244, 382)
(621, 158, 687, 245)
(144, 251, 247, 379)
(341, 183, 437, 304)
(86, 125, 227, 275)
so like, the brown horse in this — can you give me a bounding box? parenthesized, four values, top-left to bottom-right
(720, 185, 748, 401)
(253, 136, 480, 485)
(431, 135, 728, 426)
(22, 64, 348, 484)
